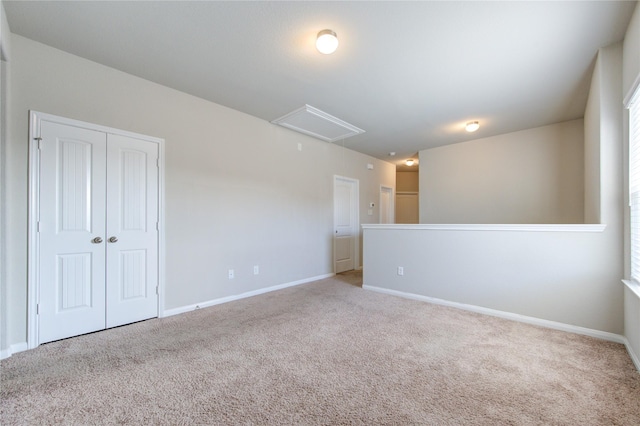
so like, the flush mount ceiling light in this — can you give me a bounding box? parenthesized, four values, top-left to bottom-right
(405, 159, 415, 166)
(465, 121, 480, 132)
(316, 29, 339, 54)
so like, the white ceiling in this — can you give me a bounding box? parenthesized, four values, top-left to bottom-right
(3, 1, 636, 168)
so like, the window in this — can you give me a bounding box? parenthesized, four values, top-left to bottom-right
(629, 85, 640, 282)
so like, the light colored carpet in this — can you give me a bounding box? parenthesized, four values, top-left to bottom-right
(1, 271, 639, 425)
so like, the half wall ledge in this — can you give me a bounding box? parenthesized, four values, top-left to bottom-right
(361, 224, 607, 232)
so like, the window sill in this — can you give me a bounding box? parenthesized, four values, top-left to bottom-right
(622, 280, 640, 300)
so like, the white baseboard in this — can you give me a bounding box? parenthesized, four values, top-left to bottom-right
(625, 338, 640, 372)
(0, 342, 29, 360)
(162, 273, 335, 318)
(363, 285, 626, 344)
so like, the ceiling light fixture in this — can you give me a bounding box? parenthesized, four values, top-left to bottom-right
(316, 29, 339, 54)
(405, 159, 415, 166)
(465, 121, 480, 132)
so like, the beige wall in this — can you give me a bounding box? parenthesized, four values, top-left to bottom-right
(1, 34, 395, 353)
(584, 57, 602, 224)
(363, 224, 622, 335)
(623, 2, 640, 100)
(396, 171, 419, 223)
(396, 171, 418, 193)
(363, 43, 626, 337)
(583, 42, 624, 331)
(419, 120, 585, 224)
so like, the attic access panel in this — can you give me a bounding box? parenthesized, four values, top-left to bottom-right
(271, 105, 365, 142)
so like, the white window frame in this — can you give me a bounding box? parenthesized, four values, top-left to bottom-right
(628, 84, 640, 284)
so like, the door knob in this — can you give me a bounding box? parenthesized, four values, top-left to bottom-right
(92, 237, 103, 244)
(108, 236, 118, 243)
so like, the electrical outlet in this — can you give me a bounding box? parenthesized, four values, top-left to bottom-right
(397, 266, 404, 276)
(228, 269, 234, 279)
(253, 265, 259, 275)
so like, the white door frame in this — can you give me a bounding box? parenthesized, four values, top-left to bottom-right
(27, 111, 166, 349)
(379, 185, 394, 224)
(333, 175, 359, 273)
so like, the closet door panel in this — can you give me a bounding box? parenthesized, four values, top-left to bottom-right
(38, 121, 107, 343)
(105, 134, 159, 327)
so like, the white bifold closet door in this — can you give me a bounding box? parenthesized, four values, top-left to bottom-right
(38, 121, 159, 344)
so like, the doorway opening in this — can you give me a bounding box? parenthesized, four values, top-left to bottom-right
(333, 176, 359, 273)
